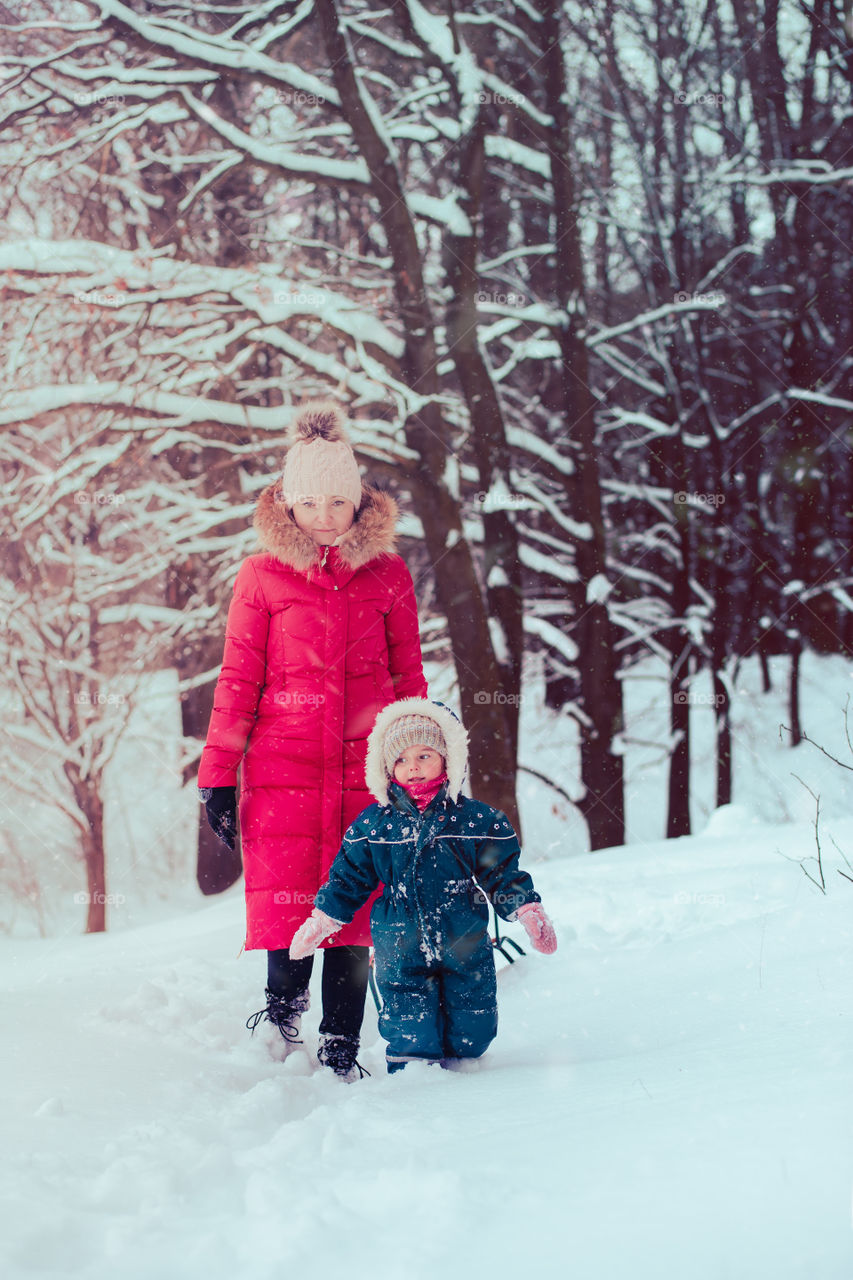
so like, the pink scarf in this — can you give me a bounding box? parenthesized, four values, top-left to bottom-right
(398, 772, 448, 812)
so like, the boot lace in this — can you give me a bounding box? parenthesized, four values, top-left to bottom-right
(318, 1033, 371, 1079)
(246, 989, 304, 1044)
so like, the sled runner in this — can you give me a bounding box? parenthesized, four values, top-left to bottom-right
(492, 907, 526, 964)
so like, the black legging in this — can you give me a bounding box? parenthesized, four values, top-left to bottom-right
(267, 945, 370, 1039)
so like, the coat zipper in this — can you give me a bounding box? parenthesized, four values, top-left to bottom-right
(319, 544, 338, 589)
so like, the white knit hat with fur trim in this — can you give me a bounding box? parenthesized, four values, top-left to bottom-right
(365, 699, 469, 805)
(280, 401, 362, 510)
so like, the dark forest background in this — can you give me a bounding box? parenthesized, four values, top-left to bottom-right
(1, 0, 851, 930)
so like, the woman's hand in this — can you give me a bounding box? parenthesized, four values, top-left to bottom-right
(199, 786, 237, 851)
(515, 902, 558, 954)
(290, 909, 343, 959)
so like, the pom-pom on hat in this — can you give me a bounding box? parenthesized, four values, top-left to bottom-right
(280, 401, 362, 510)
(383, 714, 448, 778)
(365, 699, 469, 805)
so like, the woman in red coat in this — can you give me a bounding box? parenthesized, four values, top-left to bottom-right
(198, 402, 427, 1080)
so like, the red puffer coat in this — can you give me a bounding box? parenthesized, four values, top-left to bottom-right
(198, 484, 427, 950)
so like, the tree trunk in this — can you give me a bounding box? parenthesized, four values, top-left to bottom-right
(79, 784, 107, 933)
(666, 435, 692, 839)
(713, 670, 733, 807)
(667, 647, 692, 838)
(316, 0, 521, 830)
(540, 0, 624, 850)
(788, 642, 802, 746)
(165, 528, 244, 896)
(442, 110, 524, 762)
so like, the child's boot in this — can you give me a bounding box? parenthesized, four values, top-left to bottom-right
(318, 1032, 370, 1082)
(246, 987, 308, 1059)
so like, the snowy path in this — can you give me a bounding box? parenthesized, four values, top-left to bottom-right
(2, 821, 852, 1279)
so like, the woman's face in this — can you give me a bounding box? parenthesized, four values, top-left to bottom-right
(291, 495, 356, 544)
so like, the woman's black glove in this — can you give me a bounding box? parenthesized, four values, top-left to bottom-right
(199, 786, 237, 851)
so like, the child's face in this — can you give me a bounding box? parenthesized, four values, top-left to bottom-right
(393, 743, 445, 785)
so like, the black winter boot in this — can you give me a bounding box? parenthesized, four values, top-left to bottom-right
(246, 987, 309, 1058)
(317, 1032, 370, 1082)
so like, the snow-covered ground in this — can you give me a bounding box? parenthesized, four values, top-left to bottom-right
(2, 813, 851, 1279)
(2, 651, 852, 1277)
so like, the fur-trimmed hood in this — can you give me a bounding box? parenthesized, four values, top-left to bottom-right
(253, 482, 398, 572)
(365, 698, 469, 805)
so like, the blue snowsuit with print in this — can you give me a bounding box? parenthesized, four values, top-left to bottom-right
(315, 780, 540, 1065)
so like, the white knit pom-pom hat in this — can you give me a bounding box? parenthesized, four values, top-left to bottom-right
(365, 699, 469, 805)
(280, 401, 362, 510)
(382, 715, 448, 777)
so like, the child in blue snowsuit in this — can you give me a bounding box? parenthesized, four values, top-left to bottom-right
(290, 699, 557, 1071)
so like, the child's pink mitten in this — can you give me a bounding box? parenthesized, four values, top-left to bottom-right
(289, 909, 342, 960)
(516, 902, 558, 954)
